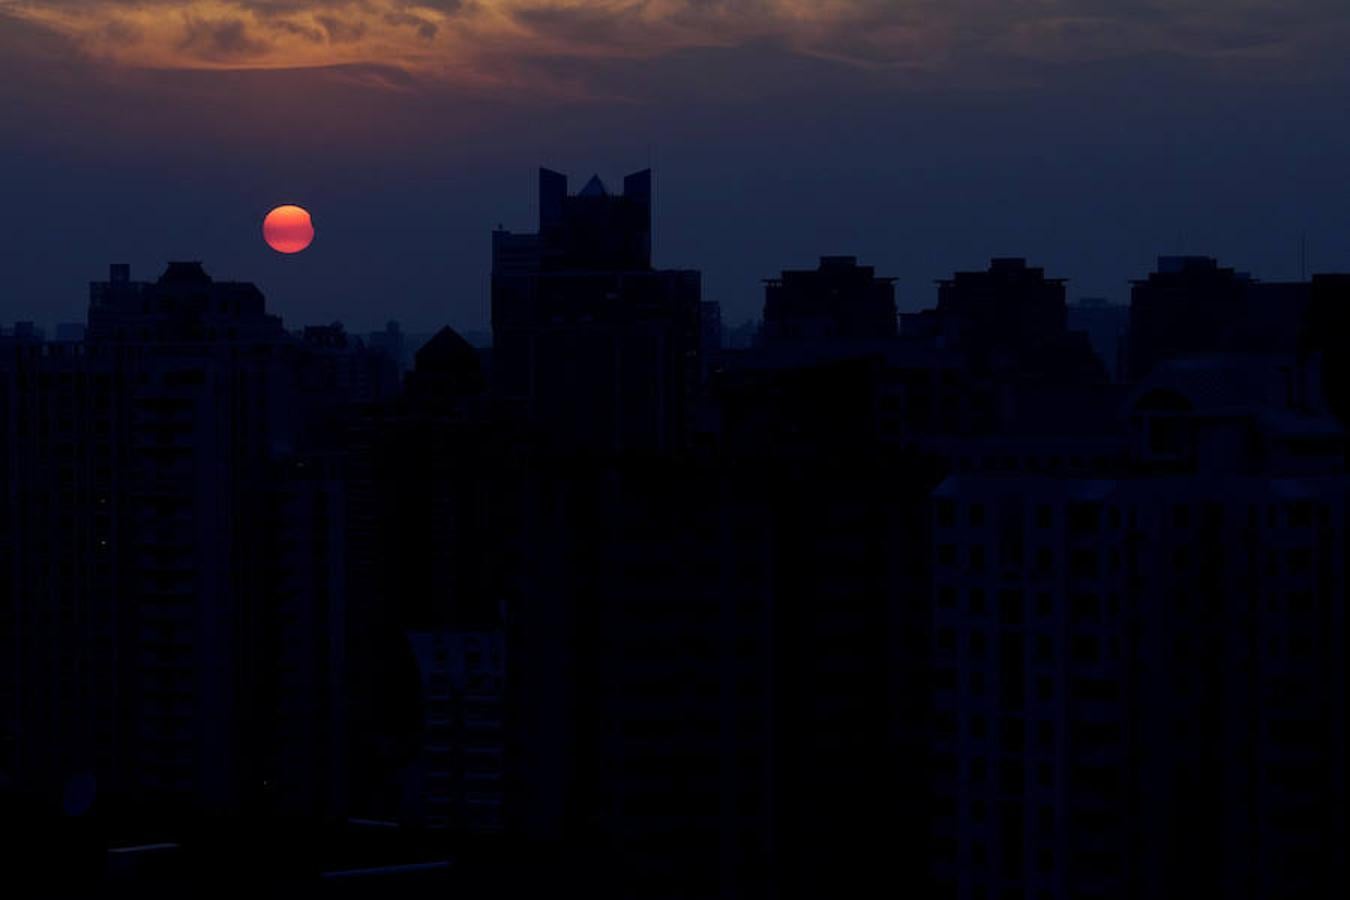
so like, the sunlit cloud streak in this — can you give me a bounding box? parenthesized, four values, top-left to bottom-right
(1, 1, 1346, 91)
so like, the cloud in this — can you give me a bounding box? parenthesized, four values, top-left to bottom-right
(0, 0, 1346, 92)
(179, 14, 272, 61)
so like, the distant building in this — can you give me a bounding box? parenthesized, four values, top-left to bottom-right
(723, 318, 760, 351)
(761, 255, 897, 343)
(491, 168, 702, 453)
(1067, 298, 1128, 382)
(904, 258, 1106, 385)
(1125, 256, 1314, 383)
(367, 321, 409, 372)
(699, 301, 722, 379)
(1302, 274, 1350, 426)
(54, 322, 86, 342)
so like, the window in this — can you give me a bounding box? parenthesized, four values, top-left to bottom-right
(1036, 505, 1053, 529)
(1288, 591, 1315, 613)
(937, 500, 956, 527)
(1002, 807, 1025, 877)
(938, 544, 957, 567)
(1172, 547, 1189, 573)
(1005, 717, 1026, 752)
(1036, 593, 1053, 617)
(1071, 678, 1120, 703)
(1002, 633, 1025, 709)
(1035, 547, 1053, 573)
(1000, 590, 1025, 625)
(1070, 549, 1098, 579)
(970, 504, 986, 527)
(1070, 593, 1099, 623)
(1071, 635, 1100, 665)
(937, 628, 957, 655)
(938, 585, 957, 608)
(969, 588, 987, 615)
(970, 545, 987, 572)
(1036, 804, 1058, 836)
(1069, 502, 1102, 535)
(1035, 635, 1053, 663)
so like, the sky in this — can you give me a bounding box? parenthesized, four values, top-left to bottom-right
(2, 1, 1350, 334)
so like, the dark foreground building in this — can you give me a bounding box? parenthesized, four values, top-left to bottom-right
(1, 262, 396, 830)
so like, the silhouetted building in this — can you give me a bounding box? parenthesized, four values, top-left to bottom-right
(1299, 273, 1350, 428)
(54, 322, 86, 343)
(7, 178, 1350, 900)
(903, 258, 1105, 385)
(342, 325, 517, 836)
(1127, 256, 1248, 382)
(929, 351, 1347, 899)
(367, 321, 409, 372)
(1125, 256, 1316, 383)
(1068, 298, 1128, 382)
(508, 459, 777, 898)
(723, 318, 760, 351)
(491, 168, 702, 453)
(1, 262, 393, 827)
(699, 301, 722, 379)
(404, 630, 505, 834)
(761, 256, 897, 343)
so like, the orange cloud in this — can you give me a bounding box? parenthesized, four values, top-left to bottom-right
(0, 1, 1342, 90)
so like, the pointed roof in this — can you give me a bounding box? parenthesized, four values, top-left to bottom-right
(414, 326, 479, 375)
(159, 261, 211, 285)
(406, 326, 485, 402)
(578, 174, 609, 198)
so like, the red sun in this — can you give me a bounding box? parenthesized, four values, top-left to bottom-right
(263, 204, 315, 254)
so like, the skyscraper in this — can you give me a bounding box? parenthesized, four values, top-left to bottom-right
(491, 168, 702, 453)
(929, 352, 1347, 899)
(2, 262, 391, 823)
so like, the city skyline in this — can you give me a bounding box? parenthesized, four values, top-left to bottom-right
(3, 4, 1348, 896)
(4, 2, 1350, 333)
(3, 162, 1346, 897)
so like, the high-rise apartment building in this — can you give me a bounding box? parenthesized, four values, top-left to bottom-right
(491, 168, 702, 453)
